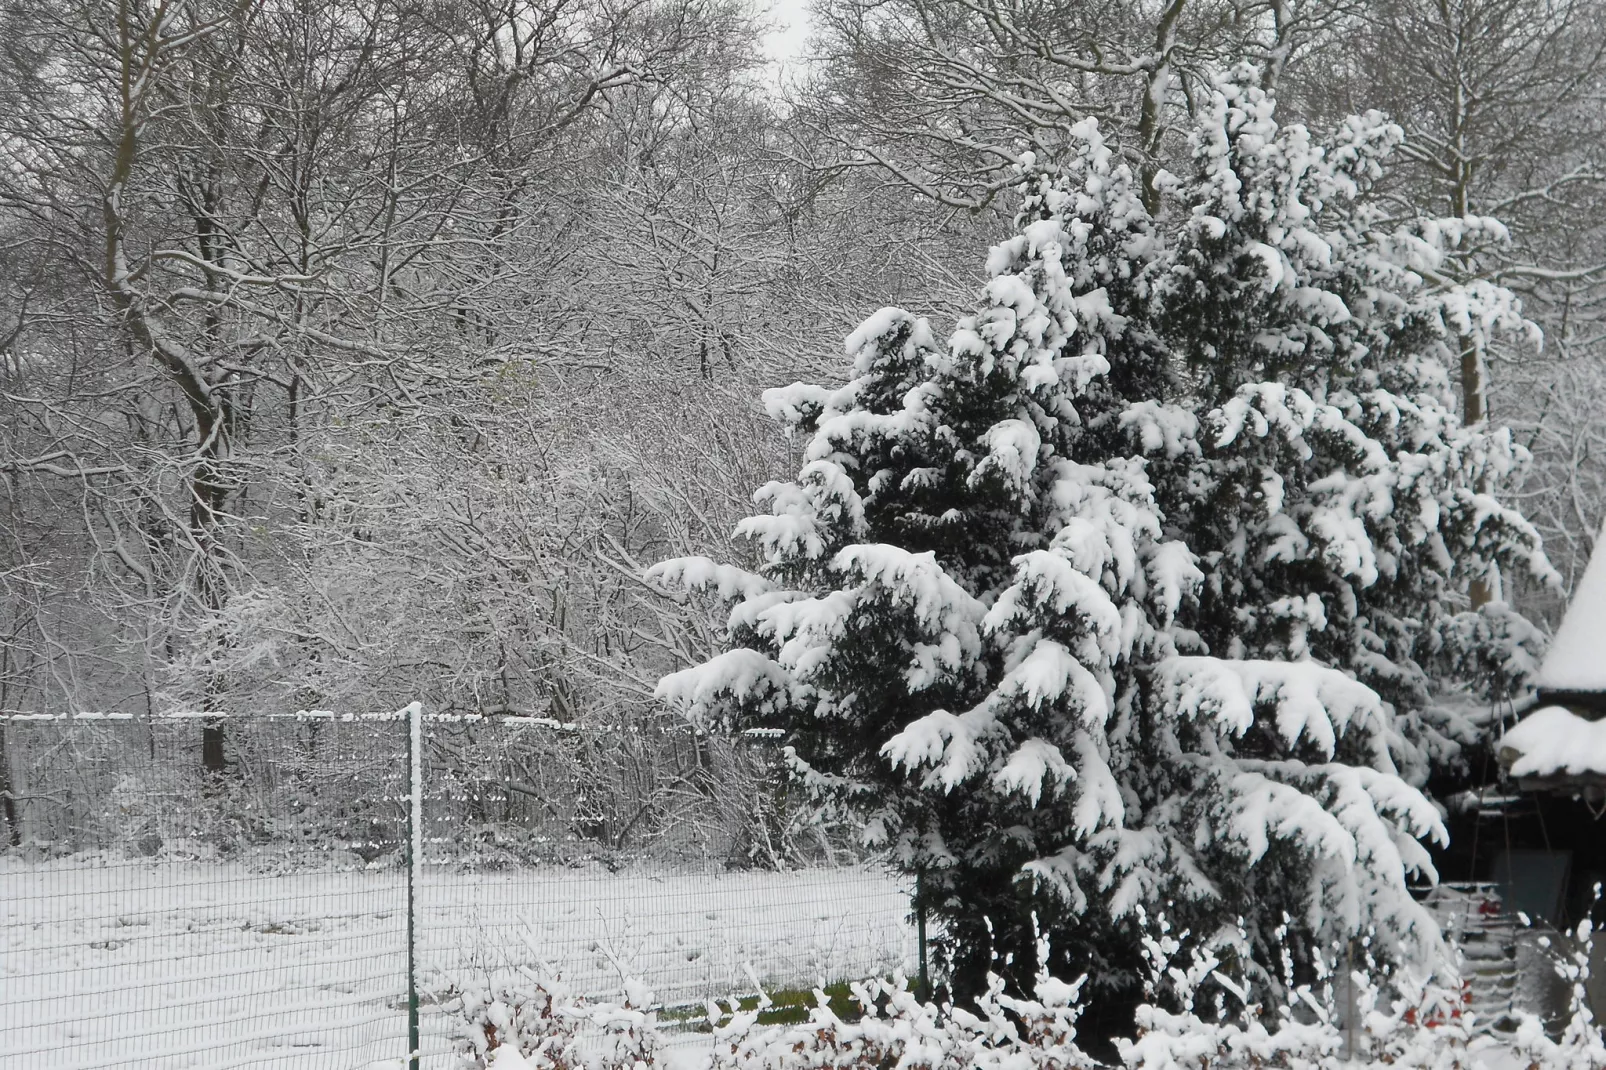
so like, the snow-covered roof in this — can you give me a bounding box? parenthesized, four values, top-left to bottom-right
(1497, 705, 1606, 781)
(1535, 524, 1606, 697)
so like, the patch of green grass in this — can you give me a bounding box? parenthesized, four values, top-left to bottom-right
(661, 981, 864, 1030)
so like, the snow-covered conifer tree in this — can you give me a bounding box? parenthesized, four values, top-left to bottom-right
(649, 67, 1552, 1026)
(1145, 71, 1555, 778)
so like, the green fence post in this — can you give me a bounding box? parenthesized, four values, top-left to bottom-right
(407, 701, 422, 1070)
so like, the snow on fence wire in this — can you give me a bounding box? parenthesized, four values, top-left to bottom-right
(0, 707, 919, 1070)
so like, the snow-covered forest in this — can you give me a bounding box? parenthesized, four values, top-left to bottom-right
(5, 0, 1606, 1062)
(4, 0, 1604, 746)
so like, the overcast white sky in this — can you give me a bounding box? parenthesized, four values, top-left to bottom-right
(761, 0, 812, 82)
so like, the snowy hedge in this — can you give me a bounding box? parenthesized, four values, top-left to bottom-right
(455, 917, 1606, 1070)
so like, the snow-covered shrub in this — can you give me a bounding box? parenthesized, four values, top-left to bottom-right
(707, 932, 1092, 1070)
(451, 968, 662, 1070)
(1119, 920, 1341, 1070)
(1512, 907, 1606, 1070)
(1119, 911, 1488, 1070)
(465, 928, 1522, 1070)
(1344, 960, 1479, 1070)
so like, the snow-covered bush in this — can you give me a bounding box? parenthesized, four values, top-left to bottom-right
(465, 923, 1565, 1070)
(452, 968, 662, 1070)
(458, 934, 1097, 1070)
(706, 931, 1092, 1070)
(1115, 910, 1489, 1070)
(650, 62, 1553, 1016)
(1512, 907, 1606, 1070)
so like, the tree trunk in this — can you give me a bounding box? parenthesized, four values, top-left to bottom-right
(103, 0, 239, 768)
(1138, 0, 1188, 214)
(0, 725, 20, 848)
(1461, 341, 1496, 608)
(202, 722, 227, 774)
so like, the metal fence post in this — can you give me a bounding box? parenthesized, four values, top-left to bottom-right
(1343, 937, 1357, 1061)
(406, 701, 422, 1070)
(915, 870, 930, 1003)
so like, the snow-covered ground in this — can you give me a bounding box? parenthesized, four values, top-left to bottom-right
(0, 857, 916, 1070)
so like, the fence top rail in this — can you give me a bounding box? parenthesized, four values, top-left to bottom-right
(0, 711, 784, 738)
(0, 709, 575, 728)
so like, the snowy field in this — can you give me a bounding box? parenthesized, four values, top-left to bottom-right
(0, 857, 916, 1070)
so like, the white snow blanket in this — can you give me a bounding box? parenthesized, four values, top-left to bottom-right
(1535, 520, 1606, 694)
(1499, 704, 1606, 779)
(0, 859, 914, 1070)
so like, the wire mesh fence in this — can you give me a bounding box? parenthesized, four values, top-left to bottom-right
(0, 708, 920, 1070)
